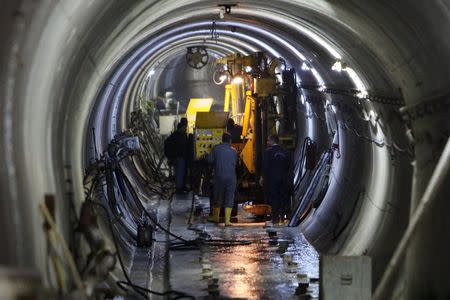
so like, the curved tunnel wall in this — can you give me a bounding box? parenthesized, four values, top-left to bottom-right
(1, 0, 449, 297)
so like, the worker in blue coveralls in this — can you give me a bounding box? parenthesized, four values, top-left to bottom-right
(261, 134, 292, 224)
(207, 132, 238, 226)
(173, 122, 188, 194)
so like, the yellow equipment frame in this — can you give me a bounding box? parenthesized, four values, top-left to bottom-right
(224, 82, 257, 174)
(185, 98, 214, 133)
(240, 91, 256, 173)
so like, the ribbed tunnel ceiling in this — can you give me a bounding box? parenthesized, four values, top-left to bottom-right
(1, 1, 450, 299)
(110, 5, 381, 99)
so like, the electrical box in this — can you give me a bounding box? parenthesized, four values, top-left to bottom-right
(194, 128, 225, 159)
(137, 223, 153, 248)
(320, 256, 371, 300)
(194, 111, 228, 159)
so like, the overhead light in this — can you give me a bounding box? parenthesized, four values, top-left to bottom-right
(318, 85, 326, 92)
(331, 61, 342, 72)
(244, 66, 252, 73)
(343, 67, 368, 99)
(356, 91, 368, 99)
(301, 62, 310, 71)
(232, 76, 244, 84)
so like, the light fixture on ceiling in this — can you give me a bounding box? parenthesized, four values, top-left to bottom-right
(331, 61, 343, 72)
(232, 76, 244, 84)
(301, 62, 310, 71)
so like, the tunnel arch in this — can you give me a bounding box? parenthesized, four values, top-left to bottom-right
(1, 1, 449, 298)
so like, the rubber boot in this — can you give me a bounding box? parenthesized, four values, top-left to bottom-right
(208, 207, 220, 223)
(224, 207, 232, 226)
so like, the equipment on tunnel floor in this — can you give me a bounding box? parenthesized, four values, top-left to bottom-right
(193, 111, 228, 159)
(242, 203, 272, 217)
(82, 144, 196, 298)
(192, 111, 228, 207)
(81, 137, 254, 297)
(186, 46, 209, 69)
(213, 52, 298, 218)
(136, 221, 154, 248)
(84, 135, 160, 244)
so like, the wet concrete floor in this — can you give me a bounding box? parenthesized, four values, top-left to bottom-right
(129, 194, 319, 299)
(126, 194, 319, 299)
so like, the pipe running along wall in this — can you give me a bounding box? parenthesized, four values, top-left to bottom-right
(1, 0, 450, 298)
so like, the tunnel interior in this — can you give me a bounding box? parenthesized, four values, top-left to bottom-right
(1, 1, 450, 299)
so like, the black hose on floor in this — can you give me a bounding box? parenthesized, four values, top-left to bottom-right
(116, 162, 253, 247)
(87, 200, 195, 300)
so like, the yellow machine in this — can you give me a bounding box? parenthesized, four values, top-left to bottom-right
(216, 52, 281, 175)
(193, 111, 229, 159)
(214, 51, 298, 205)
(184, 98, 214, 133)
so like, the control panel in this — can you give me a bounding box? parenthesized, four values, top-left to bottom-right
(194, 128, 224, 159)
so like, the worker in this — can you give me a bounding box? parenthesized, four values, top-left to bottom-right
(179, 117, 188, 128)
(207, 132, 238, 226)
(179, 117, 194, 192)
(226, 118, 243, 142)
(172, 122, 188, 194)
(261, 134, 292, 224)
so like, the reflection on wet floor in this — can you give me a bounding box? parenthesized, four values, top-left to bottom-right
(165, 194, 319, 299)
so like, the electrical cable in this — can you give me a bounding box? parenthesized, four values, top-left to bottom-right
(86, 148, 189, 245)
(85, 198, 147, 299)
(116, 164, 190, 243)
(84, 144, 250, 295)
(90, 129, 253, 254)
(87, 199, 195, 300)
(298, 84, 404, 106)
(297, 96, 413, 157)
